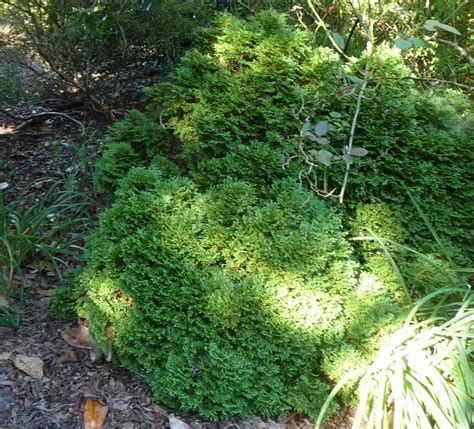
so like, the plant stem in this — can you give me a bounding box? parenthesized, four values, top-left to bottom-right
(338, 60, 370, 204)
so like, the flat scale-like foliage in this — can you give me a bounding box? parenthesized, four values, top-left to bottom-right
(82, 10, 472, 421)
(78, 169, 401, 419)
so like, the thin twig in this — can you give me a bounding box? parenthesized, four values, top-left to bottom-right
(2, 112, 85, 136)
(429, 36, 474, 66)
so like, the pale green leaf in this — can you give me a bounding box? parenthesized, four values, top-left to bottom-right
(395, 38, 413, 50)
(331, 32, 345, 49)
(435, 23, 461, 35)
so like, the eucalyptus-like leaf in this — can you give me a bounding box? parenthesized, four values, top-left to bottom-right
(435, 23, 461, 35)
(424, 19, 440, 31)
(395, 38, 412, 50)
(349, 147, 368, 157)
(329, 111, 342, 119)
(314, 121, 329, 137)
(301, 121, 312, 134)
(347, 75, 363, 84)
(423, 19, 460, 35)
(341, 154, 354, 165)
(316, 150, 333, 166)
(332, 32, 345, 49)
(410, 37, 426, 47)
(315, 137, 329, 145)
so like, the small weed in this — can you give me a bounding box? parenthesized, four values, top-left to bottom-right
(0, 177, 91, 294)
(0, 304, 20, 329)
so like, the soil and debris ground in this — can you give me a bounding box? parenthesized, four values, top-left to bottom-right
(0, 99, 350, 429)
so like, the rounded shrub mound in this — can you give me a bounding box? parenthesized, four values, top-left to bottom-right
(140, 11, 473, 259)
(76, 167, 394, 420)
(82, 9, 472, 421)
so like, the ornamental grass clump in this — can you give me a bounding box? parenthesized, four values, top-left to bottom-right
(316, 286, 473, 429)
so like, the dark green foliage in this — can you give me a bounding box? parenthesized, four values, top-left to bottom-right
(342, 55, 473, 260)
(106, 110, 169, 159)
(49, 286, 80, 321)
(95, 142, 141, 193)
(193, 141, 297, 190)
(77, 167, 401, 420)
(95, 109, 174, 192)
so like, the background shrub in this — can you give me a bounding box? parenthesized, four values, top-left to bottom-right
(1, 0, 217, 115)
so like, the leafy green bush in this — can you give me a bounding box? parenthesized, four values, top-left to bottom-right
(95, 142, 141, 193)
(105, 110, 169, 159)
(145, 14, 474, 259)
(76, 167, 401, 420)
(82, 10, 472, 421)
(146, 12, 342, 185)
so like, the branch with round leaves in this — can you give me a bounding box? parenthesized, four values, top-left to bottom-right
(394, 18, 473, 67)
(293, 114, 369, 199)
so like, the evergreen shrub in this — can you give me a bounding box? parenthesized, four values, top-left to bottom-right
(144, 13, 473, 259)
(81, 10, 472, 421)
(77, 167, 400, 420)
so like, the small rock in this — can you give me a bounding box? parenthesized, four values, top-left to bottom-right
(34, 297, 50, 311)
(120, 423, 134, 429)
(59, 350, 78, 364)
(13, 355, 43, 380)
(111, 400, 129, 411)
(169, 416, 190, 429)
(0, 352, 12, 361)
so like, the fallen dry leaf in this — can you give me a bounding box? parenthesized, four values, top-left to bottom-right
(0, 295, 9, 308)
(84, 397, 108, 429)
(59, 350, 78, 363)
(62, 324, 93, 349)
(13, 355, 43, 379)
